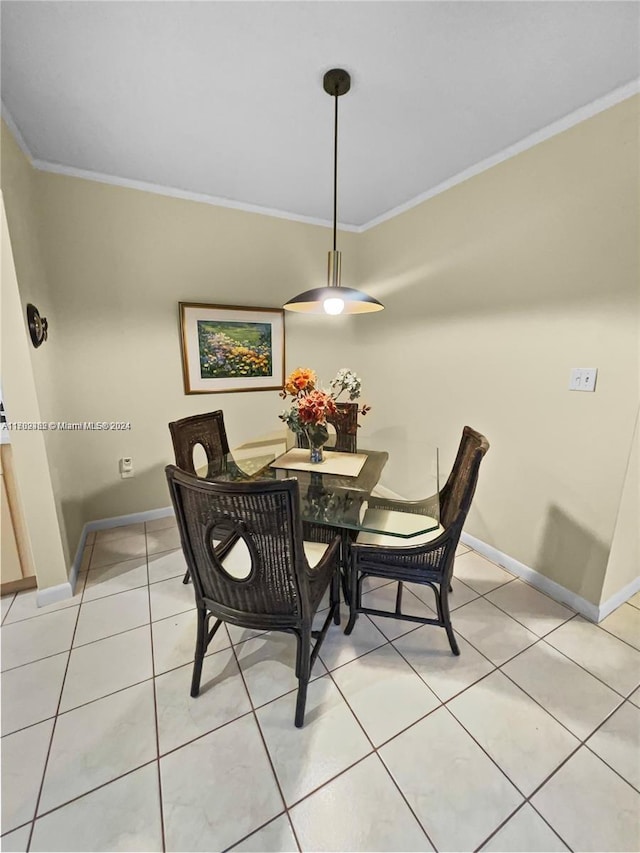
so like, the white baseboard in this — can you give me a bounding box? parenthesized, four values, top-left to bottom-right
(460, 532, 639, 623)
(62, 504, 638, 624)
(460, 532, 603, 621)
(598, 575, 640, 622)
(68, 533, 87, 597)
(37, 581, 75, 608)
(84, 505, 175, 531)
(68, 506, 175, 596)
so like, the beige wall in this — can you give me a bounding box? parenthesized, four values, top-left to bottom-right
(1, 123, 72, 569)
(354, 96, 639, 606)
(1, 96, 638, 608)
(1, 195, 68, 591)
(601, 409, 640, 604)
(32, 168, 359, 554)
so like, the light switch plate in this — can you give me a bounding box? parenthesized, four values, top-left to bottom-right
(569, 368, 597, 392)
(581, 368, 597, 392)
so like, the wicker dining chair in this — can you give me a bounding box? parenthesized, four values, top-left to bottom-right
(165, 466, 341, 727)
(345, 426, 489, 654)
(168, 410, 230, 476)
(296, 402, 359, 453)
(168, 410, 231, 583)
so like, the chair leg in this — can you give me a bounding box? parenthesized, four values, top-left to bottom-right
(190, 607, 207, 696)
(344, 567, 360, 635)
(449, 582, 453, 593)
(395, 582, 404, 614)
(295, 632, 311, 728)
(331, 568, 341, 625)
(339, 530, 352, 606)
(182, 569, 190, 585)
(440, 585, 460, 656)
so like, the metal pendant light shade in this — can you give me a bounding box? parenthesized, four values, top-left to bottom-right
(284, 69, 384, 316)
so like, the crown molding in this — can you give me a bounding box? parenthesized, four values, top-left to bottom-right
(1, 101, 34, 161)
(360, 78, 640, 232)
(4, 79, 639, 233)
(30, 159, 362, 232)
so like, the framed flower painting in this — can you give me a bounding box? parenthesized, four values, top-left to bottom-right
(179, 302, 285, 394)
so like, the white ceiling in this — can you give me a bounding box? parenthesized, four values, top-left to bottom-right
(1, 1, 638, 228)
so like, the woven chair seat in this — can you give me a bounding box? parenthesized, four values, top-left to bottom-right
(221, 539, 329, 578)
(356, 509, 443, 547)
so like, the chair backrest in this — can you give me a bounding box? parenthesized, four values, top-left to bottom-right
(439, 426, 490, 531)
(166, 465, 308, 620)
(168, 410, 230, 476)
(296, 402, 359, 453)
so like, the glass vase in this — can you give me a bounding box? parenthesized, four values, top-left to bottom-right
(305, 424, 329, 464)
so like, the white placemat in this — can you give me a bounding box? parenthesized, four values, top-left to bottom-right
(270, 448, 368, 477)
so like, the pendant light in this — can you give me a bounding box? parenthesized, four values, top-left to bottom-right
(284, 69, 384, 316)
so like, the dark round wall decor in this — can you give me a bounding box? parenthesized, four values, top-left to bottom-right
(26, 303, 48, 348)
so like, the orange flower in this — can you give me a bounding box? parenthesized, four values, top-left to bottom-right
(284, 367, 317, 397)
(297, 390, 337, 426)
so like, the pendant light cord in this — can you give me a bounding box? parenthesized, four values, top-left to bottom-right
(332, 86, 338, 252)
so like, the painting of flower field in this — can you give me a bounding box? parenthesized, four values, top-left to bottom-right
(179, 303, 285, 394)
(197, 320, 272, 379)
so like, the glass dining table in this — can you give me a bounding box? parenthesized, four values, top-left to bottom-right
(196, 427, 441, 542)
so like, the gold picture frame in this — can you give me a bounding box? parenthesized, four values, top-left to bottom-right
(179, 302, 285, 395)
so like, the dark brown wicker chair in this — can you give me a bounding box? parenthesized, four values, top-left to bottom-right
(296, 402, 359, 453)
(168, 410, 230, 476)
(165, 466, 341, 727)
(169, 410, 231, 583)
(345, 426, 489, 654)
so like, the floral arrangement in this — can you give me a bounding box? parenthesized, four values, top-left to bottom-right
(279, 367, 369, 451)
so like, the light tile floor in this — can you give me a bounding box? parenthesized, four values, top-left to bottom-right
(1, 523, 639, 852)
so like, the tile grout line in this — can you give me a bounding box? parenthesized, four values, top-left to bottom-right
(24, 576, 86, 852)
(4, 620, 272, 741)
(3, 547, 636, 850)
(223, 610, 431, 845)
(226, 612, 440, 833)
(388, 600, 636, 796)
(592, 614, 640, 654)
(225, 628, 299, 852)
(327, 591, 578, 851)
(375, 611, 601, 847)
(145, 537, 168, 853)
(157, 705, 255, 762)
(474, 798, 572, 853)
(472, 681, 640, 850)
(322, 633, 440, 852)
(11, 561, 159, 839)
(439, 574, 638, 702)
(459, 561, 640, 656)
(579, 698, 640, 795)
(1, 621, 154, 677)
(19, 596, 631, 848)
(1, 591, 17, 626)
(11, 552, 194, 841)
(220, 811, 291, 853)
(529, 629, 638, 700)
(524, 800, 575, 852)
(23, 760, 160, 825)
(496, 652, 628, 738)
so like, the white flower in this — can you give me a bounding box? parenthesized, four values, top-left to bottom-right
(330, 368, 362, 401)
